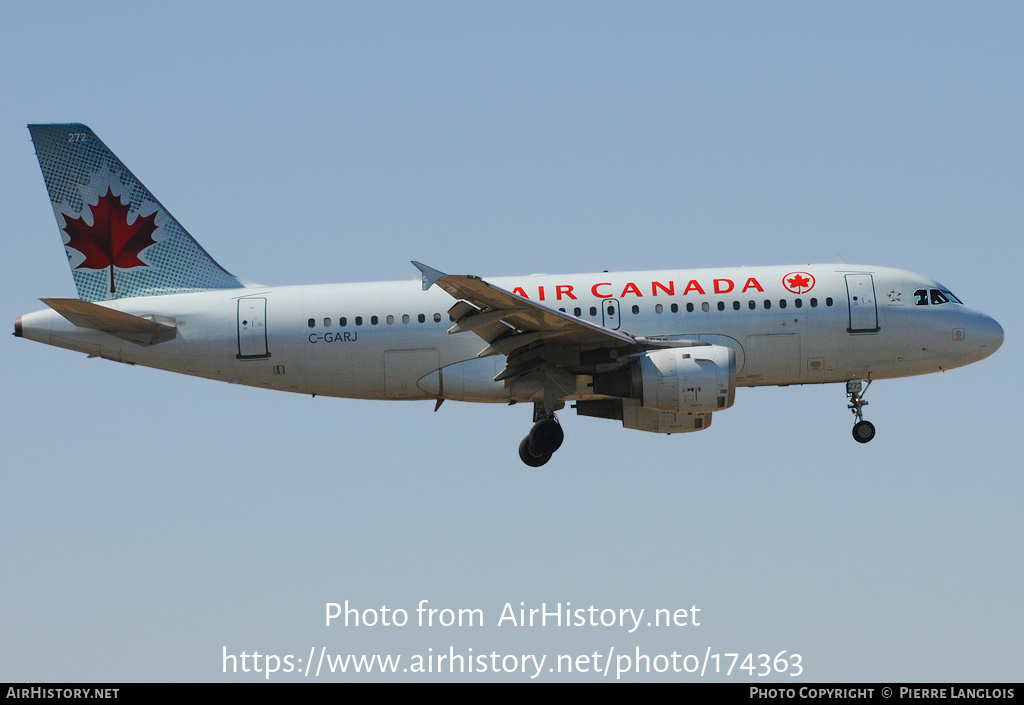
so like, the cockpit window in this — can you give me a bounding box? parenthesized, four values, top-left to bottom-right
(916, 288, 963, 306)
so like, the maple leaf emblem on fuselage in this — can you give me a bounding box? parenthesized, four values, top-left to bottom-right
(782, 271, 815, 295)
(62, 187, 158, 294)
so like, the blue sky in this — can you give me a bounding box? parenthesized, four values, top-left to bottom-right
(1, 2, 1020, 682)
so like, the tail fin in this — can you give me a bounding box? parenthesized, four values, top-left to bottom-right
(29, 124, 243, 301)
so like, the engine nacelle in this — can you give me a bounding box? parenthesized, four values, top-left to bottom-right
(593, 345, 736, 414)
(639, 346, 736, 413)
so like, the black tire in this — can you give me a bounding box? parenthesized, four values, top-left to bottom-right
(528, 419, 564, 454)
(852, 420, 876, 444)
(519, 437, 551, 467)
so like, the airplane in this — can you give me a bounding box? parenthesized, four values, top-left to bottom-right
(15, 124, 1004, 467)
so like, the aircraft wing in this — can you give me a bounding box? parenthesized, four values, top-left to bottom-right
(412, 262, 700, 384)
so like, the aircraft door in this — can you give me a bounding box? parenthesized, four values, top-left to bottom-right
(237, 297, 271, 359)
(601, 298, 621, 330)
(845, 274, 879, 333)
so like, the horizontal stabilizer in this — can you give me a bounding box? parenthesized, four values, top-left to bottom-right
(41, 298, 177, 346)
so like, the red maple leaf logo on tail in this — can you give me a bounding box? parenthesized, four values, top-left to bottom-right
(62, 187, 158, 294)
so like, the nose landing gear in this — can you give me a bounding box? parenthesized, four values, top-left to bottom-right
(847, 380, 875, 443)
(518, 403, 564, 467)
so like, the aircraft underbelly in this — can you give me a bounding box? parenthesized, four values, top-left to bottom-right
(384, 349, 440, 399)
(742, 333, 801, 384)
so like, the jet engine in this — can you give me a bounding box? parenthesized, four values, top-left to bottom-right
(592, 345, 736, 413)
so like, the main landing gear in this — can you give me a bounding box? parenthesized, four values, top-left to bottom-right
(518, 403, 564, 467)
(846, 379, 876, 444)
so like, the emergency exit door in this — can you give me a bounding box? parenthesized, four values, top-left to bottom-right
(602, 298, 621, 330)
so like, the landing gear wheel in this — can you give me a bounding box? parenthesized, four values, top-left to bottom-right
(852, 420, 876, 444)
(519, 437, 552, 467)
(846, 380, 876, 445)
(528, 419, 564, 454)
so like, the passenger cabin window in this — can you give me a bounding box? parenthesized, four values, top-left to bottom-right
(307, 318, 315, 328)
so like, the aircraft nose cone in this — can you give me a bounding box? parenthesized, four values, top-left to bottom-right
(977, 314, 1004, 361)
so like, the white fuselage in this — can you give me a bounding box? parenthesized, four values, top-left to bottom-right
(18, 264, 1003, 404)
